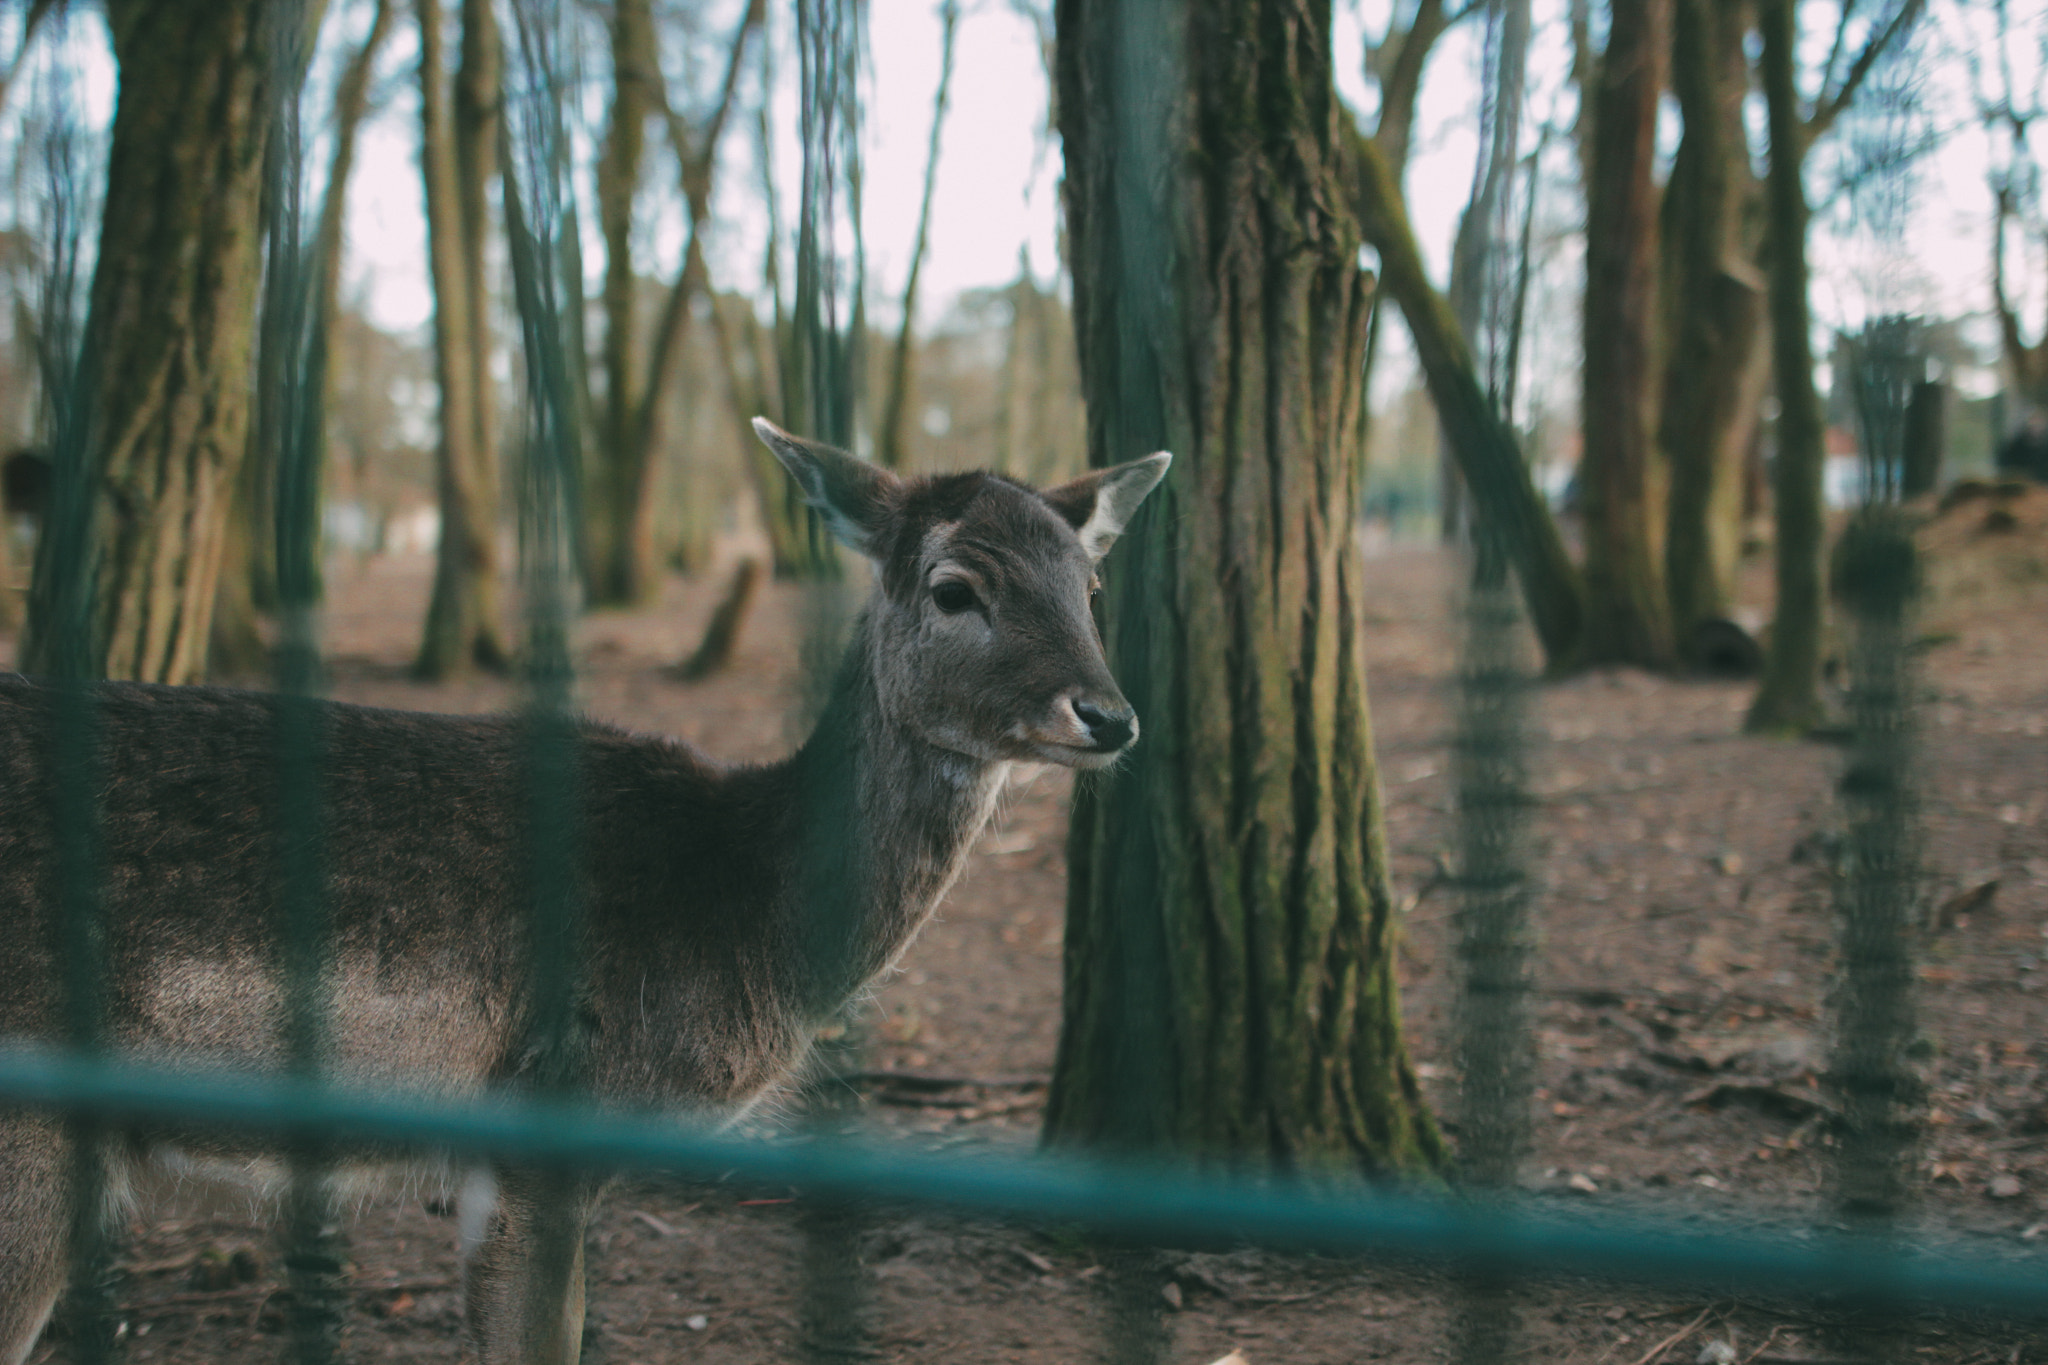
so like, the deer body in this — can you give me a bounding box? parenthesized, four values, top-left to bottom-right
(0, 422, 1169, 1365)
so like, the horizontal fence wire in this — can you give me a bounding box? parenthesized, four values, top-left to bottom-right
(6, 1046, 2048, 1322)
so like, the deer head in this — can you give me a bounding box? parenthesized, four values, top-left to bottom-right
(752, 418, 1170, 769)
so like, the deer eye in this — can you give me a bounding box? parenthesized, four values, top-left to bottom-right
(930, 579, 979, 614)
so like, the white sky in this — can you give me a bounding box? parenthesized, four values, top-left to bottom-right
(6, 1, 2044, 413)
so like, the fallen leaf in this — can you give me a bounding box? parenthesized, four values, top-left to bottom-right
(631, 1210, 680, 1238)
(1567, 1172, 1599, 1194)
(1160, 1281, 1184, 1310)
(1989, 1174, 2024, 1199)
(1204, 1353, 1249, 1365)
(685, 1313, 709, 1331)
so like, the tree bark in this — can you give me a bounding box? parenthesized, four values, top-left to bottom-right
(1346, 126, 1586, 670)
(1660, 0, 1765, 644)
(412, 0, 507, 678)
(591, 0, 658, 606)
(22, 0, 271, 684)
(1578, 0, 1675, 669)
(1046, 0, 1442, 1171)
(1746, 0, 1827, 732)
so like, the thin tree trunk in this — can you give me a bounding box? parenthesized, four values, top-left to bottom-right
(412, 0, 506, 678)
(1578, 0, 1675, 669)
(1746, 0, 1827, 732)
(213, 0, 393, 678)
(1346, 125, 1585, 670)
(1439, 0, 1530, 543)
(587, 0, 759, 605)
(876, 0, 959, 471)
(453, 0, 499, 547)
(23, 0, 271, 684)
(1661, 0, 1765, 645)
(1047, 0, 1442, 1171)
(591, 0, 656, 606)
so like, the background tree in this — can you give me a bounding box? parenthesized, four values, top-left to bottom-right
(1346, 128, 1585, 669)
(1439, 0, 1531, 544)
(589, 0, 759, 604)
(1980, 1, 2048, 415)
(1747, 0, 1924, 733)
(1659, 0, 1766, 647)
(1577, 0, 1676, 668)
(213, 0, 395, 674)
(22, 0, 275, 683)
(410, 0, 506, 679)
(1046, 0, 1442, 1170)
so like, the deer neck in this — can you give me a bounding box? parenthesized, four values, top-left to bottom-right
(781, 614, 1009, 1016)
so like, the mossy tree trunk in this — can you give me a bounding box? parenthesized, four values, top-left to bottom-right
(412, 0, 507, 679)
(1045, 0, 1442, 1172)
(1660, 0, 1765, 644)
(1578, 0, 1676, 669)
(1745, 0, 1827, 731)
(22, 0, 271, 684)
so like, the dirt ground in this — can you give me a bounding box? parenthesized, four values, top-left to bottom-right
(12, 490, 2048, 1364)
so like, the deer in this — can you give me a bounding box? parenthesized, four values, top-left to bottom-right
(0, 418, 1171, 1365)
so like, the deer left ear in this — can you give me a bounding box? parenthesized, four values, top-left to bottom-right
(1041, 452, 1172, 561)
(752, 417, 899, 556)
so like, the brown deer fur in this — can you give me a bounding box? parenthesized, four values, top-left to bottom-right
(0, 419, 1169, 1364)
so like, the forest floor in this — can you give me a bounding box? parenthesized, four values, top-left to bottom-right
(13, 482, 2048, 1365)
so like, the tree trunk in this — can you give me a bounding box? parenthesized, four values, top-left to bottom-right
(212, 0, 392, 679)
(590, 0, 657, 606)
(22, 0, 270, 684)
(1660, 0, 1765, 645)
(1746, 0, 1827, 732)
(1439, 0, 1531, 545)
(453, 0, 499, 553)
(412, 0, 507, 678)
(1046, 0, 1442, 1171)
(1346, 126, 1586, 671)
(1579, 0, 1675, 669)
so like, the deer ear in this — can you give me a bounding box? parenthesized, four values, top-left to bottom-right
(752, 417, 897, 556)
(1041, 452, 1172, 561)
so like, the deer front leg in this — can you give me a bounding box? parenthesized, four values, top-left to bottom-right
(461, 1168, 597, 1365)
(0, 1117, 71, 1365)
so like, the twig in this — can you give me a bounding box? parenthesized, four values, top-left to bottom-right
(1740, 1326, 1790, 1365)
(854, 1069, 1049, 1092)
(1628, 1305, 1715, 1365)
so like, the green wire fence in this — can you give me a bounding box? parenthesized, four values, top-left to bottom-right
(2, 2, 2041, 1364)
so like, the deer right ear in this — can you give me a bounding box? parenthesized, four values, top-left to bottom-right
(1041, 451, 1173, 561)
(752, 417, 898, 556)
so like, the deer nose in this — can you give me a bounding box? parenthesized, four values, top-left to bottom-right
(1072, 698, 1136, 752)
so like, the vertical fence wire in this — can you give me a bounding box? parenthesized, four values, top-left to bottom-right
(1447, 529, 1536, 1365)
(1824, 27, 1928, 1356)
(1825, 468, 1926, 1365)
(791, 3, 877, 1359)
(260, 4, 349, 1358)
(27, 16, 117, 1357)
(1090, 0, 1181, 1358)
(501, 5, 593, 1355)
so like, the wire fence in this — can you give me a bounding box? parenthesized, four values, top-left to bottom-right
(2, 3, 2044, 1365)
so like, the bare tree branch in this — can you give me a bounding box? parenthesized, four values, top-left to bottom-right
(1809, 0, 1927, 140)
